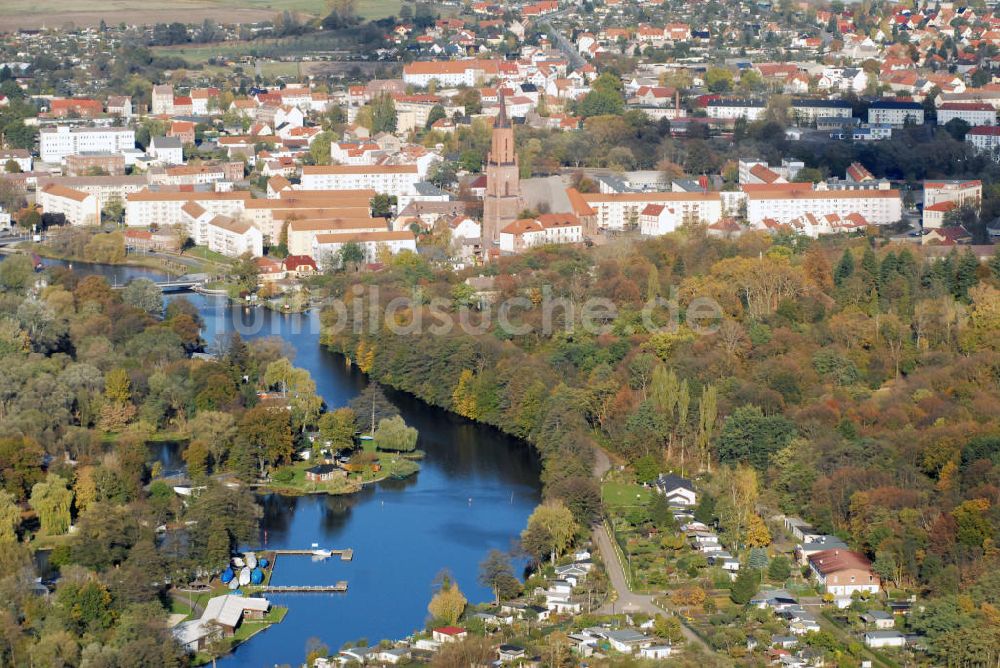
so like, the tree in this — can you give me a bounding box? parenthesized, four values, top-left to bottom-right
(478, 550, 520, 603)
(0, 490, 20, 542)
(745, 514, 772, 547)
(370, 194, 395, 219)
(730, 567, 759, 604)
(522, 500, 578, 564)
(349, 385, 398, 435)
(768, 556, 791, 582)
(374, 415, 418, 452)
(697, 384, 718, 473)
(428, 577, 467, 624)
(232, 252, 260, 292)
(425, 104, 447, 129)
(318, 408, 357, 453)
(717, 405, 796, 471)
(29, 474, 73, 535)
(369, 93, 397, 133)
(234, 406, 294, 479)
(705, 66, 734, 92)
(121, 279, 162, 315)
(336, 241, 367, 271)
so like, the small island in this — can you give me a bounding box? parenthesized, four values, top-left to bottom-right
(264, 386, 422, 496)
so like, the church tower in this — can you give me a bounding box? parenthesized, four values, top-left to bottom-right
(482, 93, 521, 249)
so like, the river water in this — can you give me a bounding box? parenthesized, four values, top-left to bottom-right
(38, 260, 543, 667)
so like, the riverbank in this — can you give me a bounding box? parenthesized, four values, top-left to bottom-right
(23, 241, 208, 277)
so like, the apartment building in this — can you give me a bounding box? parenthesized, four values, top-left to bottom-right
(151, 84, 174, 115)
(299, 165, 420, 198)
(401, 59, 501, 87)
(39, 126, 136, 163)
(966, 126, 1000, 154)
(204, 215, 264, 258)
(567, 188, 723, 232)
(923, 179, 982, 228)
(924, 179, 982, 209)
(243, 190, 376, 242)
(288, 218, 387, 256)
(0, 149, 32, 172)
(37, 183, 100, 226)
(936, 102, 996, 126)
(867, 100, 924, 127)
(742, 184, 903, 226)
(705, 98, 766, 121)
(790, 98, 853, 125)
(149, 165, 229, 187)
(313, 230, 417, 267)
(499, 214, 583, 253)
(125, 190, 251, 227)
(64, 152, 125, 177)
(36, 175, 148, 211)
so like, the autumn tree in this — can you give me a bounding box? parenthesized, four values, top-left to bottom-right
(0, 490, 20, 542)
(428, 576, 467, 625)
(29, 474, 73, 535)
(522, 500, 578, 564)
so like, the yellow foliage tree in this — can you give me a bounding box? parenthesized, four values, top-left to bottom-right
(428, 580, 467, 625)
(745, 514, 772, 548)
(452, 369, 478, 419)
(671, 586, 706, 607)
(355, 340, 376, 373)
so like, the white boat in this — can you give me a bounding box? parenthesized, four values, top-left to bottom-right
(239, 567, 251, 586)
(311, 549, 332, 559)
(232, 557, 245, 568)
(310, 542, 319, 548)
(245, 552, 257, 569)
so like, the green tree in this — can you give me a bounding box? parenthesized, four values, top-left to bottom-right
(373, 415, 418, 452)
(121, 279, 162, 315)
(234, 406, 294, 479)
(318, 408, 357, 453)
(730, 567, 759, 604)
(478, 549, 521, 603)
(232, 252, 260, 292)
(425, 104, 447, 129)
(768, 556, 791, 582)
(370, 93, 397, 133)
(522, 500, 578, 564)
(0, 490, 20, 542)
(717, 405, 797, 471)
(29, 474, 73, 535)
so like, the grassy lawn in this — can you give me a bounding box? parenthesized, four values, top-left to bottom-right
(602, 481, 652, 511)
(181, 246, 234, 266)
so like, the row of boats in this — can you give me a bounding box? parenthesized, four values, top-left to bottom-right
(220, 552, 269, 589)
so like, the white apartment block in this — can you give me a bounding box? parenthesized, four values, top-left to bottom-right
(37, 176, 148, 211)
(37, 183, 100, 226)
(867, 101, 924, 127)
(151, 85, 174, 115)
(743, 185, 902, 226)
(569, 190, 723, 231)
(125, 190, 251, 228)
(499, 214, 583, 253)
(923, 179, 982, 209)
(936, 102, 996, 126)
(401, 60, 500, 87)
(966, 126, 1000, 154)
(706, 99, 766, 121)
(922, 179, 982, 228)
(39, 126, 136, 163)
(313, 231, 417, 268)
(205, 215, 264, 258)
(299, 165, 420, 198)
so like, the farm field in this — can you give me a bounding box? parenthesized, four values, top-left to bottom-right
(0, 0, 404, 30)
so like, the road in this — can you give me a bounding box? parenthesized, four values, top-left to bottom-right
(590, 446, 712, 652)
(539, 9, 585, 69)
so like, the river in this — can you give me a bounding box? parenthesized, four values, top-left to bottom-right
(39, 260, 543, 667)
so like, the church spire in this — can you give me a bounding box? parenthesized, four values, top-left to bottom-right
(496, 89, 510, 129)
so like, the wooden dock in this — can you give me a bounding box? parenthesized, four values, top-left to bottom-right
(261, 581, 348, 593)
